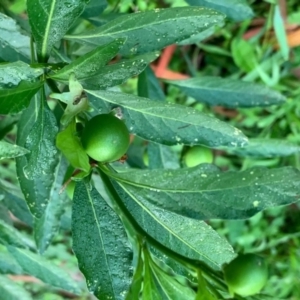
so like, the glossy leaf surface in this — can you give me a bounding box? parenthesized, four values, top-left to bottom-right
(27, 0, 86, 60)
(72, 180, 132, 299)
(8, 246, 81, 294)
(0, 13, 30, 62)
(0, 81, 43, 114)
(49, 38, 125, 81)
(16, 94, 58, 218)
(82, 52, 158, 90)
(186, 0, 254, 21)
(0, 141, 30, 160)
(0, 62, 43, 89)
(67, 7, 225, 56)
(113, 182, 235, 269)
(111, 165, 300, 220)
(225, 138, 300, 157)
(86, 90, 248, 148)
(167, 77, 286, 108)
(34, 156, 69, 253)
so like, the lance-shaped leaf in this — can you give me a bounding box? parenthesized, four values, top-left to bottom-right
(34, 155, 69, 253)
(0, 246, 24, 275)
(7, 246, 81, 294)
(2, 190, 33, 227)
(81, 0, 107, 18)
(138, 66, 165, 101)
(185, 0, 254, 21)
(16, 93, 58, 218)
(167, 77, 286, 108)
(22, 94, 58, 180)
(142, 251, 162, 300)
(49, 38, 125, 81)
(72, 180, 132, 299)
(0, 141, 30, 160)
(0, 220, 35, 249)
(81, 52, 159, 90)
(0, 115, 19, 140)
(0, 275, 33, 300)
(86, 90, 248, 148)
(149, 258, 196, 300)
(109, 164, 300, 220)
(0, 81, 43, 114)
(0, 61, 43, 89)
(126, 250, 144, 300)
(223, 138, 300, 158)
(113, 182, 235, 270)
(0, 13, 30, 62)
(66, 7, 225, 56)
(27, 0, 86, 61)
(147, 143, 180, 169)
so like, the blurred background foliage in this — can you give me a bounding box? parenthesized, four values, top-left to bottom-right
(1, 0, 300, 299)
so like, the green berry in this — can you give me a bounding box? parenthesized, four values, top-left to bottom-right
(81, 114, 130, 163)
(223, 254, 268, 297)
(183, 146, 213, 167)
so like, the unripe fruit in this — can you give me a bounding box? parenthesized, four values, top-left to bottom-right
(81, 114, 130, 163)
(223, 254, 268, 297)
(183, 146, 213, 167)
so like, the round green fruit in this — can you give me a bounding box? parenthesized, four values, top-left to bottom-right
(223, 254, 268, 297)
(183, 146, 213, 167)
(81, 114, 130, 163)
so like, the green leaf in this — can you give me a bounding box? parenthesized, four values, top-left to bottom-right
(178, 26, 216, 46)
(0, 115, 19, 139)
(185, 0, 254, 21)
(86, 90, 248, 148)
(150, 259, 196, 300)
(34, 155, 69, 253)
(167, 77, 286, 108)
(224, 138, 300, 157)
(56, 119, 91, 173)
(27, 0, 86, 61)
(81, 52, 159, 90)
(126, 249, 144, 300)
(22, 93, 58, 180)
(138, 66, 165, 101)
(81, 0, 107, 18)
(0, 61, 43, 89)
(66, 7, 225, 56)
(0, 274, 33, 300)
(0, 219, 35, 249)
(0, 13, 30, 62)
(16, 93, 59, 218)
(147, 143, 180, 169)
(274, 5, 289, 61)
(0, 81, 43, 114)
(0, 141, 30, 160)
(7, 246, 81, 294)
(113, 182, 235, 270)
(0, 246, 23, 275)
(231, 38, 257, 72)
(196, 270, 217, 300)
(2, 190, 33, 227)
(49, 38, 125, 81)
(109, 165, 300, 220)
(142, 251, 162, 300)
(72, 180, 132, 299)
